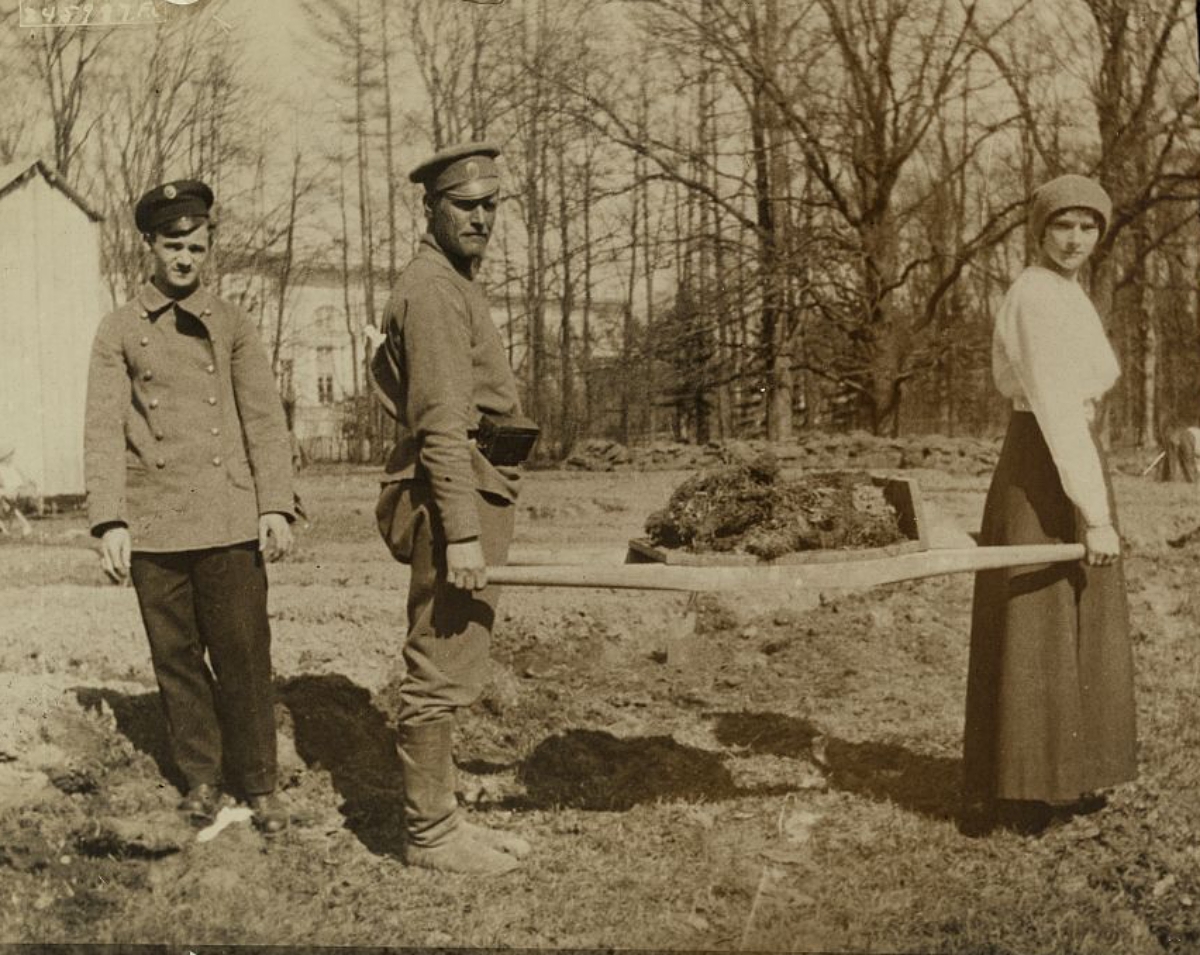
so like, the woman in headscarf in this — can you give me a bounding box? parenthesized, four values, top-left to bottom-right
(962, 174, 1137, 835)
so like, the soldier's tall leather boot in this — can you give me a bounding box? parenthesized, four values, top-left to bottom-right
(397, 719, 519, 875)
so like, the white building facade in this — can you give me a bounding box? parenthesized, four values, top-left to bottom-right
(0, 160, 106, 499)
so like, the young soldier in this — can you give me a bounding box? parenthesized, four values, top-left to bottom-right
(85, 180, 294, 833)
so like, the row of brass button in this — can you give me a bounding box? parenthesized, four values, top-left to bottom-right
(153, 455, 225, 469)
(139, 306, 221, 470)
(146, 395, 218, 408)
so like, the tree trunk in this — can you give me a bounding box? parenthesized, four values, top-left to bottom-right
(556, 120, 576, 458)
(380, 0, 399, 286)
(271, 150, 303, 375)
(621, 148, 641, 445)
(581, 148, 595, 437)
(353, 0, 380, 458)
(640, 87, 657, 442)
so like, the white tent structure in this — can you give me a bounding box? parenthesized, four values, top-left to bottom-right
(0, 159, 106, 500)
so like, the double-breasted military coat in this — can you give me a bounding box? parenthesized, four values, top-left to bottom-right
(84, 282, 293, 548)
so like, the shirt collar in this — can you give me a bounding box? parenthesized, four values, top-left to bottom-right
(136, 281, 213, 319)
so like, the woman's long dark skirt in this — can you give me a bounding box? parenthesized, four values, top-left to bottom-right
(963, 412, 1136, 804)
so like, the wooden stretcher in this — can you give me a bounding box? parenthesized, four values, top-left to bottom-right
(488, 543, 1086, 592)
(488, 476, 1088, 592)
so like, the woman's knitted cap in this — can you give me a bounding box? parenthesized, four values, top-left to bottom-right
(1029, 174, 1112, 242)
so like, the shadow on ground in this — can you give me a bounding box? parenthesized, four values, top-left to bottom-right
(711, 710, 961, 821)
(507, 716, 959, 819)
(74, 686, 184, 792)
(74, 675, 410, 856)
(514, 729, 739, 810)
(74, 679, 960, 845)
(278, 673, 407, 856)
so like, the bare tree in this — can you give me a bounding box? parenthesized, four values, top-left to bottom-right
(408, 0, 494, 145)
(1085, 0, 1200, 445)
(0, 9, 38, 164)
(379, 0, 401, 285)
(581, 0, 1026, 435)
(981, 0, 1200, 445)
(94, 18, 221, 301)
(26, 24, 110, 182)
(302, 0, 389, 456)
(269, 148, 325, 375)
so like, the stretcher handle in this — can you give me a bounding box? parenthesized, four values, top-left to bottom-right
(486, 543, 1088, 592)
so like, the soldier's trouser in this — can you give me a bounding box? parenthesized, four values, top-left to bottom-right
(396, 483, 515, 727)
(388, 482, 514, 845)
(130, 541, 278, 795)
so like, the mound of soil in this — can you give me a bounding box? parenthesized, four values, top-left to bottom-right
(643, 453, 905, 559)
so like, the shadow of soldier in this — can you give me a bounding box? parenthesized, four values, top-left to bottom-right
(710, 710, 961, 822)
(73, 676, 408, 854)
(276, 673, 408, 856)
(512, 728, 740, 811)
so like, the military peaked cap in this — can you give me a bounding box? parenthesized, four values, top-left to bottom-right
(134, 179, 214, 234)
(408, 142, 501, 199)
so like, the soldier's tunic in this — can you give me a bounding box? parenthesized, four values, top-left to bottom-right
(374, 233, 522, 725)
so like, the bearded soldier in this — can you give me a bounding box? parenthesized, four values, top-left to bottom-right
(373, 143, 538, 874)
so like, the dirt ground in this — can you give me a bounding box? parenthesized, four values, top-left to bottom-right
(3, 441, 1200, 952)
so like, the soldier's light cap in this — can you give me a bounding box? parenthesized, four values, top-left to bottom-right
(409, 142, 501, 199)
(134, 179, 214, 234)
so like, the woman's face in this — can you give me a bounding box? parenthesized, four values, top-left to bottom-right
(1040, 207, 1102, 277)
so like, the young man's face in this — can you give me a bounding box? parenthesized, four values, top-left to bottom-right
(148, 221, 210, 295)
(427, 192, 498, 265)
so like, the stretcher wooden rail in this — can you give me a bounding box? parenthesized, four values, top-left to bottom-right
(487, 543, 1087, 592)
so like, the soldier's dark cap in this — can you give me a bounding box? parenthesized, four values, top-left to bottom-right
(134, 179, 214, 234)
(409, 142, 501, 199)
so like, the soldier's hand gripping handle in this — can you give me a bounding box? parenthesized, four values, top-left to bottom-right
(446, 538, 488, 591)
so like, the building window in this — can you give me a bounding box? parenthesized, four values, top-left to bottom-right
(278, 359, 294, 401)
(314, 305, 340, 341)
(317, 346, 335, 405)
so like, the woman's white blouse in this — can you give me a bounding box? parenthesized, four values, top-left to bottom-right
(992, 265, 1120, 528)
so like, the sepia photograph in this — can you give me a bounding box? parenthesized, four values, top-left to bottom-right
(1, 0, 1199, 950)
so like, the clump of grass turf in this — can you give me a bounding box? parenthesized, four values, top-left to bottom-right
(644, 452, 904, 559)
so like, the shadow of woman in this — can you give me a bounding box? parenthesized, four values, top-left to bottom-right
(505, 712, 960, 818)
(711, 711, 961, 821)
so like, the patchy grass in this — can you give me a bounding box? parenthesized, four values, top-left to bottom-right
(2, 456, 1200, 951)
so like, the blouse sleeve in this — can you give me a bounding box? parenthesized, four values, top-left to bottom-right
(1000, 284, 1112, 528)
